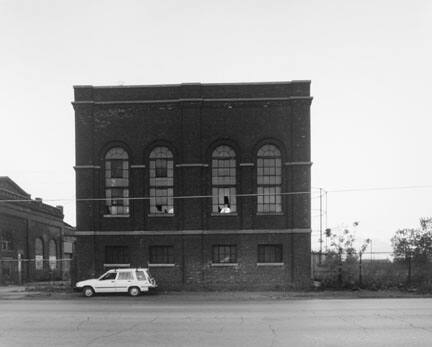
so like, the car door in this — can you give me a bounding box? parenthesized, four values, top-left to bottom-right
(94, 271, 118, 293)
(114, 271, 134, 293)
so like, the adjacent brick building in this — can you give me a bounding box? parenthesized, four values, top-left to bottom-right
(0, 177, 73, 284)
(73, 81, 312, 290)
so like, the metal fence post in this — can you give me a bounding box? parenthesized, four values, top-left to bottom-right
(359, 253, 362, 288)
(338, 251, 342, 287)
(17, 253, 22, 285)
(407, 254, 412, 286)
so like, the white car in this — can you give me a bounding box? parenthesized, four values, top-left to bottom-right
(75, 268, 157, 297)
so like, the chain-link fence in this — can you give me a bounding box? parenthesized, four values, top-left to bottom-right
(312, 251, 432, 290)
(0, 257, 75, 285)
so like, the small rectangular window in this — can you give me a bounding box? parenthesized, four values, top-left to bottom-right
(1, 240, 11, 250)
(149, 246, 174, 264)
(212, 245, 237, 263)
(105, 246, 129, 264)
(258, 245, 282, 263)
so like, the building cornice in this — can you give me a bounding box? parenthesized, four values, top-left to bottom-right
(74, 162, 312, 169)
(72, 96, 312, 106)
(74, 228, 311, 236)
(74, 165, 101, 170)
(284, 161, 313, 166)
(176, 163, 209, 168)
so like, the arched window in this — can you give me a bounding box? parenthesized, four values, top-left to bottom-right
(257, 144, 282, 213)
(105, 147, 129, 216)
(212, 145, 236, 214)
(49, 240, 57, 270)
(35, 238, 44, 270)
(149, 147, 174, 214)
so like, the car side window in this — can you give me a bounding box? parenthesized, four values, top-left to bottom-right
(117, 272, 133, 280)
(100, 272, 117, 280)
(136, 271, 146, 281)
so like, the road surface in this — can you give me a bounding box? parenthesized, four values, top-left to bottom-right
(1, 297, 432, 346)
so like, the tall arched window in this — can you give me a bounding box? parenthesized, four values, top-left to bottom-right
(105, 147, 129, 216)
(212, 145, 236, 214)
(49, 240, 57, 270)
(149, 147, 174, 214)
(257, 144, 282, 213)
(35, 238, 44, 270)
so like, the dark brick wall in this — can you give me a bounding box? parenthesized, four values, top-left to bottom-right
(73, 81, 312, 290)
(0, 204, 64, 283)
(74, 232, 309, 290)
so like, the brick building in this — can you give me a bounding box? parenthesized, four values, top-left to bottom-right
(73, 81, 312, 290)
(0, 177, 73, 284)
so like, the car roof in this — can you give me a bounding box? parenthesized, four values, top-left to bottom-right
(107, 268, 149, 272)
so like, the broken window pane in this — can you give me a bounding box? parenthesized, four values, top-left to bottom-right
(212, 146, 236, 214)
(149, 147, 174, 214)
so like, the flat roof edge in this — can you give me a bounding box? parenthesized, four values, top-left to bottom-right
(73, 80, 311, 89)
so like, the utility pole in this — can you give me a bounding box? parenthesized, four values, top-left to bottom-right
(319, 188, 323, 264)
(325, 190, 328, 252)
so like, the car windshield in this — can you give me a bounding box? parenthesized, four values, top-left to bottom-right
(99, 272, 117, 280)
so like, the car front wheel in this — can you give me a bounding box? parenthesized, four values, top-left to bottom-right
(83, 286, 95, 297)
(128, 286, 140, 297)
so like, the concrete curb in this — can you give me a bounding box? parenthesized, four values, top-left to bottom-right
(1, 287, 432, 300)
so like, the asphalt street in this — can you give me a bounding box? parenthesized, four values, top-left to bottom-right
(1, 297, 432, 346)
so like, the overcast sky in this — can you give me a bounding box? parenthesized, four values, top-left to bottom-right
(1, 0, 431, 253)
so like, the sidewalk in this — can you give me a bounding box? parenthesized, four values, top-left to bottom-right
(1, 284, 432, 300)
(0, 281, 72, 299)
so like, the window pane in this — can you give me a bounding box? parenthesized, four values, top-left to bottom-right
(118, 272, 134, 280)
(150, 189, 174, 214)
(212, 187, 236, 213)
(105, 148, 129, 216)
(149, 246, 174, 264)
(149, 148, 174, 214)
(257, 145, 282, 213)
(258, 245, 282, 263)
(212, 146, 236, 214)
(105, 246, 129, 264)
(212, 245, 237, 263)
(155, 159, 168, 177)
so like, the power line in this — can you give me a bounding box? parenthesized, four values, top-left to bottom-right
(0, 190, 314, 204)
(2, 183, 432, 204)
(328, 184, 432, 193)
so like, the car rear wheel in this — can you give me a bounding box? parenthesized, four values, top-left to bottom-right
(128, 286, 140, 297)
(83, 286, 95, 297)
